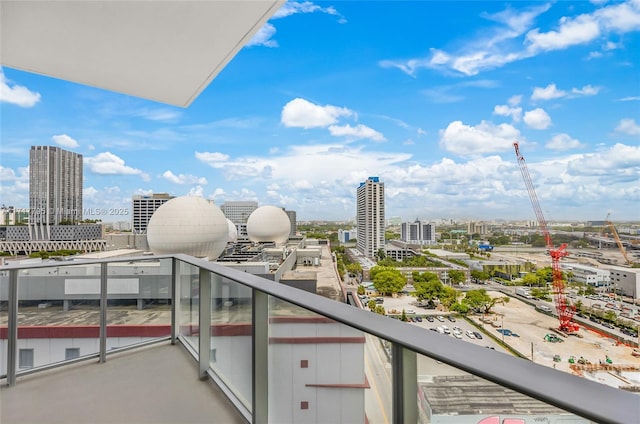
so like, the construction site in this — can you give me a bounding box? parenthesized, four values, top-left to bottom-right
(476, 293, 640, 393)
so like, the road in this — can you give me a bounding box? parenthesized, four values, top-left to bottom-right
(364, 333, 392, 424)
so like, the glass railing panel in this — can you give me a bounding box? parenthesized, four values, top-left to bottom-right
(106, 258, 172, 350)
(177, 260, 199, 352)
(0, 269, 8, 376)
(16, 263, 102, 370)
(416, 350, 590, 423)
(267, 296, 392, 424)
(209, 274, 252, 409)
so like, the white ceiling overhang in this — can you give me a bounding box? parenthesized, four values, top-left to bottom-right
(0, 0, 284, 107)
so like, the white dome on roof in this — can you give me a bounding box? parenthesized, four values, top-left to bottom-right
(226, 219, 238, 243)
(147, 196, 228, 259)
(246, 205, 290, 244)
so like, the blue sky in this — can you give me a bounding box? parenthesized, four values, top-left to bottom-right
(1, 1, 639, 223)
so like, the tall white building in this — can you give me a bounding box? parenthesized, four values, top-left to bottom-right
(132, 193, 174, 234)
(356, 177, 385, 258)
(29, 146, 83, 239)
(401, 220, 436, 245)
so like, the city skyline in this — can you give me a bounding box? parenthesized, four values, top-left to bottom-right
(1, 1, 639, 222)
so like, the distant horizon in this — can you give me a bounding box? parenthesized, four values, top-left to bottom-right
(2, 1, 639, 222)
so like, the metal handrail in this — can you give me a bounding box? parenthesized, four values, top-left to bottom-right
(2, 254, 639, 423)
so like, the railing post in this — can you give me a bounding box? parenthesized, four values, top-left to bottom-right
(198, 267, 211, 379)
(99, 262, 108, 363)
(391, 343, 417, 424)
(171, 258, 179, 345)
(7, 269, 18, 386)
(252, 289, 269, 424)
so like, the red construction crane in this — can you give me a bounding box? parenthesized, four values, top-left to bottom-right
(513, 142, 579, 333)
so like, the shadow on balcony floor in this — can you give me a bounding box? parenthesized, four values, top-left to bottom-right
(1, 342, 247, 424)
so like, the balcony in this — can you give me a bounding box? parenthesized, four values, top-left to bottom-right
(1, 254, 638, 424)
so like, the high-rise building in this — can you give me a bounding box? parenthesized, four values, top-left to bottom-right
(356, 177, 385, 258)
(29, 146, 83, 239)
(132, 193, 174, 234)
(401, 220, 436, 245)
(221, 201, 258, 238)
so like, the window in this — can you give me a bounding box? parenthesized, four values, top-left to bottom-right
(65, 348, 80, 360)
(19, 348, 34, 369)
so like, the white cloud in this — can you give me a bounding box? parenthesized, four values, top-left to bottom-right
(571, 85, 600, 95)
(162, 170, 208, 185)
(0, 166, 30, 205)
(531, 83, 567, 100)
(526, 14, 601, 51)
(523, 108, 552, 129)
(438, 120, 521, 155)
(618, 96, 640, 101)
(546, 133, 582, 150)
(246, 23, 279, 48)
(493, 104, 522, 122)
(187, 186, 205, 197)
(508, 95, 522, 106)
(85, 152, 150, 181)
(567, 143, 640, 176)
(195, 151, 230, 162)
(249, 2, 346, 48)
(52, 134, 80, 149)
(380, 1, 640, 77)
(135, 108, 181, 122)
(273, 1, 346, 23)
(328, 124, 386, 142)
(615, 118, 640, 135)
(281, 98, 353, 128)
(0, 68, 41, 107)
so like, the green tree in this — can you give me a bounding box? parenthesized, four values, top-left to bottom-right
(374, 305, 386, 315)
(400, 309, 408, 322)
(470, 270, 490, 282)
(357, 285, 365, 296)
(461, 289, 492, 312)
(522, 272, 540, 287)
(367, 299, 377, 310)
(414, 279, 444, 301)
(447, 270, 465, 285)
(372, 268, 407, 296)
(439, 286, 460, 309)
(375, 248, 386, 261)
(450, 302, 469, 315)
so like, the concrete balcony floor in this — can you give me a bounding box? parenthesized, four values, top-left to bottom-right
(1, 342, 246, 424)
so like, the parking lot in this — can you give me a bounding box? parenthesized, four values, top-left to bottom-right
(358, 293, 507, 352)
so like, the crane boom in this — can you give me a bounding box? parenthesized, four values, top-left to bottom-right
(605, 213, 633, 265)
(513, 142, 578, 333)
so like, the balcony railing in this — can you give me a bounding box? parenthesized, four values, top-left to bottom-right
(1, 254, 638, 424)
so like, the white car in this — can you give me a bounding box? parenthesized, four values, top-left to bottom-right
(442, 325, 450, 334)
(466, 330, 476, 339)
(453, 332, 463, 339)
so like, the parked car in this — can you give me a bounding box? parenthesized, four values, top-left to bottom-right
(425, 316, 434, 322)
(447, 316, 456, 322)
(465, 330, 475, 339)
(436, 316, 445, 322)
(441, 325, 450, 334)
(473, 331, 483, 340)
(415, 316, 423, 322)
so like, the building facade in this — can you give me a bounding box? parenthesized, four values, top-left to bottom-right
(560, 263, 610, 287)
(356, 177, 385, 258)
(29, 146, 83, 239)
(1, 206, 29, 225)
(220, 201, 258, 238)
(401, 220, 436, 245)
(132, 193, 174, 234)
(607, 266, 640, 299)
(284, 209, 297, 237)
